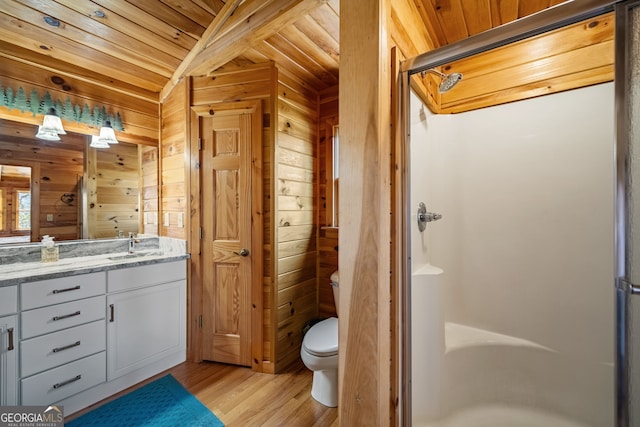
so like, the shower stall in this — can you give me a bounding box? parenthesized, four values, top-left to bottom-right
(400, 1, 640, 426)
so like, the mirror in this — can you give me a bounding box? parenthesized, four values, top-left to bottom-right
(0, 164, 32, 244)
(0, 118, 158, 245)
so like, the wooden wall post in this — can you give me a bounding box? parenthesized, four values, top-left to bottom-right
(339, 0, 392, 425)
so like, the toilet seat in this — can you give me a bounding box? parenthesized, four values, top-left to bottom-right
(302, 317, 338, 357)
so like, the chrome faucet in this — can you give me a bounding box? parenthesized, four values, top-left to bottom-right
(128, 232, 135, 253)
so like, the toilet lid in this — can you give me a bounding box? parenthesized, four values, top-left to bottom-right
(303, 317, 338, 357)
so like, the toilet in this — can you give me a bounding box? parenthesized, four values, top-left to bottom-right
(301, 270, 339, 407)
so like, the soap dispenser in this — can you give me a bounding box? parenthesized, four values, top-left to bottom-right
(41, 235, 59, 263)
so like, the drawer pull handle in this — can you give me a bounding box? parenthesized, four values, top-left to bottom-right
(53, 374, 82, 389)
(7, 327, 14, 351)
(52, 310, 81, 321)
(52, 285, 81, 294)
(52, 341, 81, 353)
(109, 304, 114, 322)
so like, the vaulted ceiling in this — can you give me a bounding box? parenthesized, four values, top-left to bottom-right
(0, 0, 567, 103)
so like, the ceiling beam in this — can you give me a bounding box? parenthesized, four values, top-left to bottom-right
(184, 0, 326, 78)
(159, 0, 243, 102)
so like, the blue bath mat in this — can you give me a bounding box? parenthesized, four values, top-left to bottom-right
(66, 374, 224, 427)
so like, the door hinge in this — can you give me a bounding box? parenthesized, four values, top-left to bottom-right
(198, 138, 202, 150)
(199, 227, 203, 239)
(198, 315, 203, 329)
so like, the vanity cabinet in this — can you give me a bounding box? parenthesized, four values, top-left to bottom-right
(19, 273, 106, 405)
(0, 255, 187, 414)
(0, 286, 18, 406)
(106, 261, 186, 381)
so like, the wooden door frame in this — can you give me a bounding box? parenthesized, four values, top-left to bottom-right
(189, 100, 264, 371)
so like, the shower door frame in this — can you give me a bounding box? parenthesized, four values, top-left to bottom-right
(398, 0, 625, 425)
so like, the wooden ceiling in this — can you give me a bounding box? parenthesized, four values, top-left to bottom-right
(413, 0, 568, 46)
(0, 0, 566, 104)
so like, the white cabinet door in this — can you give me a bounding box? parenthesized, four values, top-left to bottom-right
(106, 280, 186, 381)
(0, 315, 18, 405)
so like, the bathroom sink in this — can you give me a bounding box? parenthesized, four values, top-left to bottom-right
(108, 251, 163, 261)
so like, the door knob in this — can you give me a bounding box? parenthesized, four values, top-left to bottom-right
(234, 248, 249, 257)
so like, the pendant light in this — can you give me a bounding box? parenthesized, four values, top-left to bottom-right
(35, 125, 61, 141)
(36, 107, 66, 140)
(98, 121, 118, 144)
(90, 135, 110, 148)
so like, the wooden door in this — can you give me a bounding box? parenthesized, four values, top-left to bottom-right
(201, 111, 254, 366)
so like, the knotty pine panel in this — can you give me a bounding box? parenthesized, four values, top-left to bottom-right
(191, 65, 272, 105)
(278, 236, 317, 258)
(279, 131, 314, 156)
(277, 291, 316, 325)
(278, 266, 317, 290)
(276, 283, 316, 368)
(276, 279, 316, 321)
(390, 0, 436, 61)
(278, 146, 314, 170)
(278, 163, 315, 184)
(86, 142, 140, 239)
(277, 210, 314, 228)
(277, 224, 314, 242)
(0, 58, 159, 145)
(277, 116, 315, 142)
(160, 78, 187, 241)
(274, 71, 318, 371)
(278, 179, 314, 200)
(318, 227, 338, 318)
(317, 86, 338, 318)
(191, 81, 272, 105)
(141, 145, 159, 236)
(277, 72, 318, 114)
(431, 13, 614, 114)
(278, 195, 314, 212)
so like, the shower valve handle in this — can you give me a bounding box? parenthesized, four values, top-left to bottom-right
(420, 212, 442, 222)
(417, 202, 442, 232)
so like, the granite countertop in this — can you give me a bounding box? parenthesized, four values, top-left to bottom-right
(0, 237, 190, 287)
(0, 250, 189, 287)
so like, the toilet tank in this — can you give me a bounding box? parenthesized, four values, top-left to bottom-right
(330, 270, 339, 317)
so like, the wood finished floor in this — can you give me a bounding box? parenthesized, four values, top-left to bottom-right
(67, 360, 338, 427)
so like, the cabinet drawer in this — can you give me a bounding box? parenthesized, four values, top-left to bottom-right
(21, 272, 106, 310)
(21, 320, 105, 377)
(21, 295, 105, 339)
(0, 286, 17, 316)
(108, 260, 186, 292)
(21, 352, 106, 405)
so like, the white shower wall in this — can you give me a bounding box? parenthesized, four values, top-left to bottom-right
(410, 83, 615, 422)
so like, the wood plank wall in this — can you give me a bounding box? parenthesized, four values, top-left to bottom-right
(0, 126, 83, 241)
(0, 58, 159, 145)
(141, 146, 159, 236)
(428, 12, 615, 114)
(274, 69, 319, 371)
(85, 143, 141, 239)
(318, 84, 338, 319)
(189, 63, 276, 369)
(160, 80, 189, 240)
(166, 62, 322, 373)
